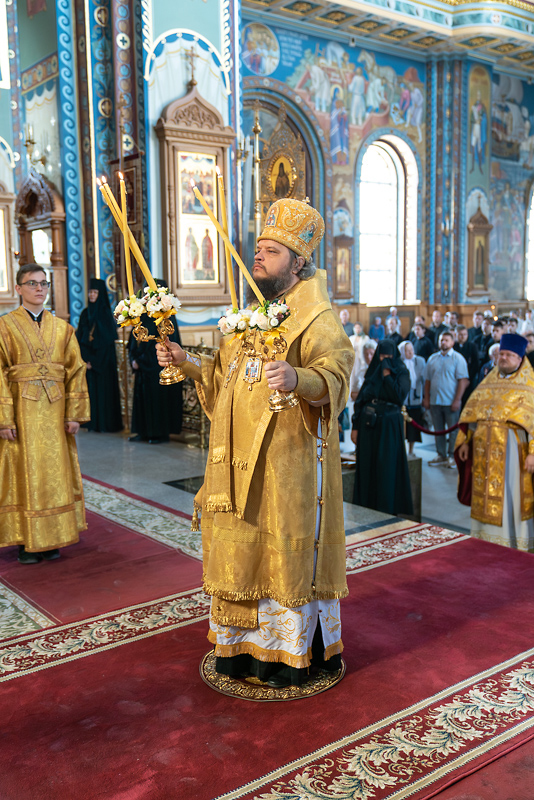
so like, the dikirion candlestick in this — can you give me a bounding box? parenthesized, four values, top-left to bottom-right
(97, 176, 158, 293)
(190, 180, 265, 305)
(118, 172, 134, 298)
(215, 167, 238, 310)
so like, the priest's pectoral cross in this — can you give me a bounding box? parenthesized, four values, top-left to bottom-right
(224, 356, 240, 388)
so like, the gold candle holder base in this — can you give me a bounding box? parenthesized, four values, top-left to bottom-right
(159, 365, 186, 385)
(132, 318, 185, 386)
(269, 389, 300, 413)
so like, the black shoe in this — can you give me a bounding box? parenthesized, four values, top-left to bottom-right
(148, 437, 169, 444)
(128, 434, 143, 442)
(266, 674, 294, 689)
(42, 549, 60, 561)
(17, 546, 42, 565)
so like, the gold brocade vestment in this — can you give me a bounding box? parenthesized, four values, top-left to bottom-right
(456, 359, 534, 527)
(0, 307, 90, 551)
(180, 273, 354, 628)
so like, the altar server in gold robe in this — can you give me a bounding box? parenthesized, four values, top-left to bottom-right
(157, 199, 354, 688)
(456, 333, 534, 552)
(0, 264, 90, 564)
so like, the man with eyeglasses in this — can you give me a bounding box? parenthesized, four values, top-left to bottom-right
(0, 263, 90, 564)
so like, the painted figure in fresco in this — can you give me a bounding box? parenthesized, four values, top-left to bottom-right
(201, 229, 214, 280)
(358, 50, 396, 103)
(275, 162, 291, 198)
(185, 228, 199, 278)
(470, 90, 488, 174)
(405, 83, 424, 143)
(330, 87, 349, 165)
(309, 62, 330, 113)
(399, 82, 411, 119)
(366, 76, 387, 113)
(325, 41, 346, 68)
(349, 67, 367, 126)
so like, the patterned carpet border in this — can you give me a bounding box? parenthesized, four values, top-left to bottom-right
(0, 588, 209, 682)
(345, 524, 468, 574)
(82, 478, 203, 560)
(0, 583, 56, 639)
(214, 647, 534, 800)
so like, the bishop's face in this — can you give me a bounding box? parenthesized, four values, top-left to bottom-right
(250, 239, 304, 302)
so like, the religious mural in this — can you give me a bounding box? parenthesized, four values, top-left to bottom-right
(489, 161, 529, 300)
(490, 72, 534, 300)
(492, 73, 534, 166)
(467, 64, 490, 197)
(241, 22, 426, 240)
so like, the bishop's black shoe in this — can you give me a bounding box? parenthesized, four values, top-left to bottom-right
(17, 546, 42, 565)
(42, 549, 60, 561)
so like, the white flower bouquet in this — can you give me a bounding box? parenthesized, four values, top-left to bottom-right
(217, 307, 253, 336)
(249, 301, 290, 333)
(143, 286, 181, 321)
(113, 296, 146, 327)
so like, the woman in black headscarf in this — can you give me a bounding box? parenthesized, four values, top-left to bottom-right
(76, 278, 123, 432)
(351, 339, 413, 516)
(127, 280, 183, 444)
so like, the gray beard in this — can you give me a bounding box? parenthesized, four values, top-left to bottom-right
(246, 272, 293, 304)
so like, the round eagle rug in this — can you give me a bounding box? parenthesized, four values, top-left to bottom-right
(200, 650, 346, 702)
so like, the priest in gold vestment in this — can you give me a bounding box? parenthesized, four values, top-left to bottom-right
(456, 333, 534, 552)
(0, 264, 90, 564)
(157, 199, 354, 687)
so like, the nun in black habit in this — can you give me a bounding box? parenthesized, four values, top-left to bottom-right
(76, 278, 123, 432)
(351, 339, 413, 516)
(127, 281, 183, 444)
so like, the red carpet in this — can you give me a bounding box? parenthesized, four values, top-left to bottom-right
(0, 510, 203, 624)
(1, 531, 534, 799)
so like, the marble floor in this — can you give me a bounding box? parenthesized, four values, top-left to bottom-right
(77, 426, 471, 534)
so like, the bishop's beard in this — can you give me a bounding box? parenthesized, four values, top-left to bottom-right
(246, 269, 294, 305)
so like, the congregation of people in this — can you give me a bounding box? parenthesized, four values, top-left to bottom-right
(341, 305, 534, 554)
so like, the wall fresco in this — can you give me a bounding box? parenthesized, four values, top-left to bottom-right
(241, 21, 426, 240)
(490, 72, 534, 301)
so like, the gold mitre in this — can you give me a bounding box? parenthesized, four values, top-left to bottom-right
(258, 198, 325, 261)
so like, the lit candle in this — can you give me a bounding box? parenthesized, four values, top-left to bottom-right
(98, 177, 158, 292)
(118, 172, 134, 298)
(191, 181, 265, 305)
(216, 167, 238, 310)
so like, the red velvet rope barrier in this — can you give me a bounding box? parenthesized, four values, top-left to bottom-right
(406, 418, 460, 436)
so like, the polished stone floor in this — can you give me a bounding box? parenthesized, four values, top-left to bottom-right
(77, 426, 471, 534)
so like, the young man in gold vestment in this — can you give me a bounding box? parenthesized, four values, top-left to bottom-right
(157, 199, 354, 687)
(0, 264, 90, 563)
(456, 333, 534, 552)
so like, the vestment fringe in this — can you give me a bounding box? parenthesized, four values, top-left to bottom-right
(207, 631, 315, 668)
(204, 500, 233, 513)
(203, 583, 348, 607)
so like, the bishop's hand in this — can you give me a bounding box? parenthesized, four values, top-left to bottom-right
(264, 361, 298, 392)
(156, 339, 186, 368)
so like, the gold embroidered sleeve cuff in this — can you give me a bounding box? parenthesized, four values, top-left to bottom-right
(179, 352, 202, 382)
(294, 368, 328, 401)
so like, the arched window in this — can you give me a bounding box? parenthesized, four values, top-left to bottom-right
(357, 135, 419, 306)
(526, 187, 534, 301)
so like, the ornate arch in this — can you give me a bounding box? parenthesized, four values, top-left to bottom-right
(354, 127, 424, 303)
(243, 78, 331, 290)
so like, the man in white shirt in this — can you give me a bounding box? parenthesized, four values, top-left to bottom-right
(423, 331, 469, 468)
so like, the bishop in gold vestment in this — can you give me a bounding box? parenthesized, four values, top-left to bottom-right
(158, 199, 354, 687)
(0, 304, 90, 554)
(455, 333, 534, 552)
